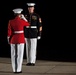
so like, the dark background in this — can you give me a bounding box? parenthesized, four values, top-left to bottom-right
(0, 0, 75, 61)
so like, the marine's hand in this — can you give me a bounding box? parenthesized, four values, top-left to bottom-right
(20, 14, 28, 21)
(7, 37, 10, 44)
(37, 36, 41, 40)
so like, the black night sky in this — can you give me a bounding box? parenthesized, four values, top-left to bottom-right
(0, 0, 75, 61)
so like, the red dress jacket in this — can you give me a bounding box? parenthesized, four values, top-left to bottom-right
(7, 16, 30, 44)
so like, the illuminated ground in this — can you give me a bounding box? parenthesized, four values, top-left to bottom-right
(0, 57, 76, 75)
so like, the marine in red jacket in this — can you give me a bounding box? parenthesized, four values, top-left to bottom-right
(7, 14, 30, 44)
(7, 8, 30, 73)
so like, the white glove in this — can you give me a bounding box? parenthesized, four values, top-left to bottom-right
(37, 36, 41, 40)
(21, 14, 28, 22)
(7, 37, 10, 44)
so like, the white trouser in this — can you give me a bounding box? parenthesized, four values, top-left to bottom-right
(10, 43, 24, 72)
(25, 38, 37, 63)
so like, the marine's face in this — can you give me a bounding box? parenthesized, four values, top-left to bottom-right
(28, 7, 34, 13)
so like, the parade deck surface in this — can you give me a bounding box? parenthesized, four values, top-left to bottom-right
(0, 57, 76, 75)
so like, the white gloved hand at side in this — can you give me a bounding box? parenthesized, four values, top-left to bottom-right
(37, 36, 41, 40)
(7, 37, 10, 44)
(21, 14, 28, 22)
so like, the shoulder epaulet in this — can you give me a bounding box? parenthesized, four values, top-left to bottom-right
(34, 13, 41, 18)
(34, 13, 39, 16)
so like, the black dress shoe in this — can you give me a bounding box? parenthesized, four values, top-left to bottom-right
(14, 71, 22, 73)
(26, 63, 35, 66)
(31, 63, 35, 66)
(26, 63, 32, 66)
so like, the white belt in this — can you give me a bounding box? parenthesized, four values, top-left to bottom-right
(26, 26, 37, 28)
(14, 31, 24, 33)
